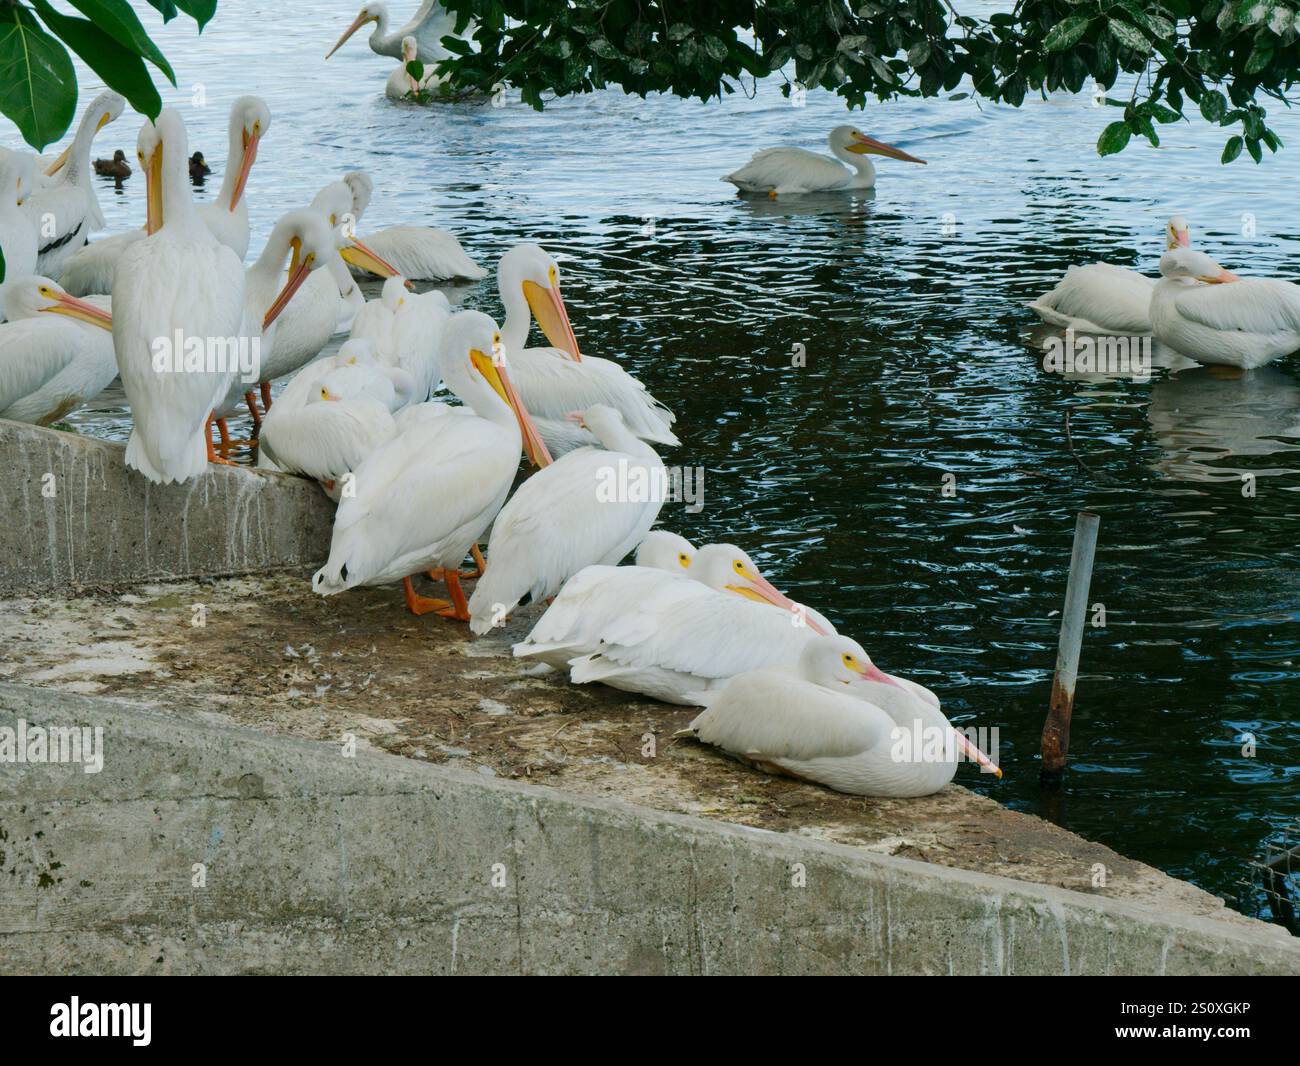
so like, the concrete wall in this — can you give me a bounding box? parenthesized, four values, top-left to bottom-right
(0, 420, 332, 595)
(3, 683, 1297, 976)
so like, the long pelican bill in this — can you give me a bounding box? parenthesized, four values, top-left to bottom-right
(326, 11, 377, 59)
(470, 346, 554, 468)
(953, 729, 1002, 779)
(263, 239, 315, 329)
(229, 126, 261, 211)
(846, 131, 926, 164)
(726, 571, 829, 635)
(41, 292, 113, 330)
(145, 148, 164, 234)
(523, 280, 581, 361)
(44, 143, 72, 177)
(1197, 268, 1241, 284)
(338, 237, 413, 288)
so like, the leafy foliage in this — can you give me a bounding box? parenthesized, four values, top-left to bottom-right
(0, 0, 211, 150)
(434, 0, 1293, 161)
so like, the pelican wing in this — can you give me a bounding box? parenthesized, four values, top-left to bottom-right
(511, 352, 678, 444)
(691, 671, 892, 760)
(1173, 277, 1300, 335)
(360, 226, 487, 281)
(1029, 263, 1154, 334)
(724, 147, 850, 192)
(0, 318, 82, 412)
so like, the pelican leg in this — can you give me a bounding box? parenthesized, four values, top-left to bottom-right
(424, 544, 486, 583)
(260, 380, 273, 411)
(402, 575, 451, 616)
(204, 414, 237, 467)
(433, 570, 471, 621)
(244, 390, 263, 435)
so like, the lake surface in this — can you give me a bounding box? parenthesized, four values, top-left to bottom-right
(42, 1, 1300, 919)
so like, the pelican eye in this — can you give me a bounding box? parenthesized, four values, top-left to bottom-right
(320, 388, 328, 399)
(678, 553, 689, 567)
(732, 559, 745, 573)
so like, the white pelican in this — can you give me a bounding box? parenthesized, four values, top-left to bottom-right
(341, 170, 486, 281)
(21, 92, 124, 278)
(467, 404, 664, 634)
(0, 277, 114, 424)
(113, 108, 247, 484)
(1029, 216, 1191, 334)
(514, 542, 832, 704)
(386, 36, 442, 98)
(326, 1, 461, 63)
(0, 149, 38, 292)
(350, 274, 451, 401)
(58, 97, 269, 296)
(723, 125, 925, 197)
(1150, 248, 1300, 369)
(208, 210, 338, 452)
(681, 635, 1000, 797)
(313, 310, 550, 618)
(497, 243, 679, 456)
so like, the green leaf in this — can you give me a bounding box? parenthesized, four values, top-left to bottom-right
(1244, 36, 1274, 74)
(1044, 15, 1091, 51)
(65, 0, 175, 84)
(142, 0, 179, 22)
(0, 5, 76, 149)
(1097, 120, 1132, 155)
(1246, 135, 1262, 162)
(172, 0, 216, 30)
(29, 0, 162, 120)
(703, 36, 729, 62)
(1221, 135, 1244, 162)
(907, 40, 931, 66)
(1199, 89, 1228, 123)
(589, 37, 619, 59)
(1107, 19, 1151, 51)
(666, 23, 692, 42)
(405, 59, 424, 82)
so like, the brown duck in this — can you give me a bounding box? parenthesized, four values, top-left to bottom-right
(189, 151, 212, 183)
(92, 149, 131, 180)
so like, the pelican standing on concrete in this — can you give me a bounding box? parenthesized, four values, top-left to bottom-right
(681, 635, 1001, 797)
(0, 277, 114, 425)
(113, 109, 246, 483)
(723, 125, 925, 197)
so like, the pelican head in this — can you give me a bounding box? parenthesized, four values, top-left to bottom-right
(636, 530, 697, 572)
(440, 309, 553, 467)
(691, 544, 827, 634)
(44, 91, 124, 177)
(342, 170, 374, 222)
(1166, 215, 1191, 250)
(137, 108, 190, 235)
(799, 634, 899, 689)
(1160, 247, 1239, 285)
(498, 243, 582, 360)
(402, 35, 418, 63)
(336, 337, 381, 367)
(831, 124, 925, 165)
(0, 147, 36, 207)
(225, 96, 270, 212)
(312, 363, 392, 407)
(260, 209, 335, 330)
(4, 276, 113, 330)
(326, 3, 386, 58)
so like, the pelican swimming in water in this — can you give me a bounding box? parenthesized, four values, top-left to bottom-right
(0, 277, 114, 425)
(468, 404, 664, 634)
(313, 310, 551, 618)
(21, 91, 124, 278)
(341, 170, 486, 281)
(0, 149, 39, 296)
(386, 36, 442, 98)
(1029, 216, 1192, 335)
(723, 125, 925, 197)
(113, 109, 247, 483)
(59, 97, 269, 296)
(681, 635, 1000, 797)
(515, 542, 834, 705)
(497, 243, 678, 456)
(1150, 247, 1300, 370)
(326, 1, 462, 63)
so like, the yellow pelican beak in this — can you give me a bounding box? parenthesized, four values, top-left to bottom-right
(952, 730, 1002, 779)
(470, 343, 554, 468)
(263, 238, 315, 329)
(523, 280, 581, 361)
(43, 143, 72, 177)
(845, 131, 926, 164)
(725, 568, 829, 636)
(229, 125, 261, 211)
(144, 148, 164, 235)
(1196, 269, 1240, 284)
(338, 236, 413, 289)
(40, 291, 113, 330)
(326, 11, 378, 59)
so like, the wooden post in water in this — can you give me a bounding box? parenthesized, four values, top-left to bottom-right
(1040, 511, 1100, 784)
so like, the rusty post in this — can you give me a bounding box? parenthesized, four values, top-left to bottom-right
(1040, 511, 1100, 785)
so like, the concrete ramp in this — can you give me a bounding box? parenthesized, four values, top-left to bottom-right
(0, 419, 332, 595)
(3, 683, 1297, 975)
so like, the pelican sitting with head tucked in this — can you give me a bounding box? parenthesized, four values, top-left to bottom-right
(58, 96, 269, 297)
(723, 124, 925, 197)
(497, 243, 678, 457)
(0, 277, 114, 425)
(682, 635, 1000, 797)
(1029, 215, 1192, 335)
(313, 310, 550, 619)
(1150, 247, 1300, 370)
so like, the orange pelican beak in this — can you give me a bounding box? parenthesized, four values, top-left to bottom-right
(326, 11, 378, 59)
(229, 125, 261, 211)
(40, 291, 113, 330)
(338, 236, 414, 289)
(470, 342, 553, 468)
(846, 131, 926, 164)
(144, 148, 164, 235)
(727, 569, 829, 636)
(263, 239, 315, 329)
(44, 143, 72, 177)
(523, 280, 581, 361)
(952, 729, 1002, 778)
